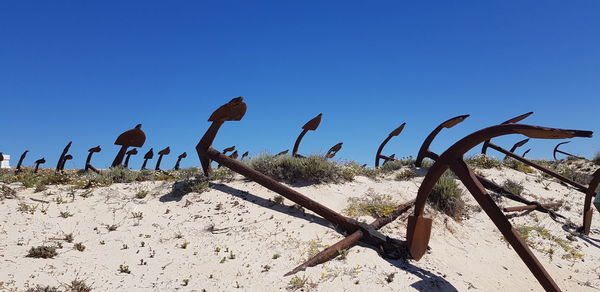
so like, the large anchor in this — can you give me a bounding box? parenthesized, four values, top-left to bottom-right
(415, 115, 469, 167)
(407, 123, 592, 292)
(33, 158, 45, 173)
(553, 141, 585, 161)
(111, 124, 146, 168)
(123, 148, 138, 169)
(154, 147, 170, 171)
(196, 97, 415, 274)
(56, 141, 72, 173)
(140, 148, 154, 170)
(84, 146, 101, 173)
(174, 152, 187, 170)
(324, 142, 343, 159)
(15, 150, 28, 173)
(480, 113, 600, 235)
(418, 113, 563, 217)
(375, 123, 406, 168)
(292, 113, 322, 158)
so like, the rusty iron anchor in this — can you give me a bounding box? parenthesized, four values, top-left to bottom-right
(111, 124, 146, 168)
(196, 97, 413, 272)
(421, 112, 565, 219)
(415, 115, 469, 167)
(155, 147, 170, 170)
(275, 150, 289, 157)
(33, 158, 46, 173)
(124, 148, 138, 168)
(480, 114, 600, 235)
(58, 154, 73, 172)
(522, 148, 531, 158)
(15, 150, 28, 173)
(241, 151, 249, 160)
(504, 138, 529, 160)
(292, 113, 322, 158)
(407, 123, 592, 292)
(141, 148, 154, 170)
(325, 142, 343, 159)
(375, 123, 406, 168)
(174, 152, 187, 170)
(56, 141, 72, 172)
(85, 146, 101, 173)
(553, 141, 585, 161)
(222, 146, 235, 155)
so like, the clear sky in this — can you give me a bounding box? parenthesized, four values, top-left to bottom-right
(1, 1, 598, 170)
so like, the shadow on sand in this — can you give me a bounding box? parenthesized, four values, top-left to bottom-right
(159, 180, 457, 291)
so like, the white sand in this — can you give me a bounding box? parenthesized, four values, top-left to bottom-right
(1, 166, 599, 291)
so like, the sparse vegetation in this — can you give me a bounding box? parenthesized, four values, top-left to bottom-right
(379, 158, 416, 173)
(466, 154, 502, 169)
(504, 158, 535, 174)
(395, 169, 417, 181)
(249, 154, 353, 184)
(118, 264, 131, 274)
(511, 225, 583, 260)
(0, 184, 17, 199)
(427, 174, 466, 220)
(18, 202, 37, 214)
(27, 245, 58, 259)
(343, 189, 398, 218)
(134, 190, 148, 199)
(287, 275, 309, 291)
(74, 242, 86, 252)
(503, 179, 524, 196)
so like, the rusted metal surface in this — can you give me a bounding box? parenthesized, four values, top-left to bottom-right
(522, 148, 531, 158)
(481, 112, 533, 155)
(174, 152, 187, 170)
(503, 203, 562, 212)
(241, 151, 249, 160)
(275, 150, 288, 157)
(415, 115, 469, 167)
(292, 113, 322, 158)
(34, 158, 45, 173)
(155, 147, 170, 170)
(58, 154, 73, 171)
(285, 200, 415, 276)
(229, 150, 238, 159)
(553, 141, 584, 161)
(15, 150, 28, 172)
(581, 169, 600, 234)
(505, 138, 529, 160)
(222, 146, 235, 154)
(375, 123, 406, 168)
(85, 146, 101, 173)
(56, 141, 72, 172)
(124, 148, 138, 168)
(482, 124, 600, 233)
(196, 98, 412, 273)
(111, 124, 146, 168)
(141, 148, 154, 170)
(325, 142, 343, 159)
(407, 123, 591, 292)
(382, 154, 396, 166)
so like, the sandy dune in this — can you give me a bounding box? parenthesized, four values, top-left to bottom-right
(1, 164, 599, 291)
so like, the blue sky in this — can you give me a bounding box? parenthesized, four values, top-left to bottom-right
(1, 1, 598, 170)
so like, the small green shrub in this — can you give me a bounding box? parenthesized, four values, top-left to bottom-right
(379, 158, 415, 173)
(287, 275, 310, 291)
(249, 154, 352, 184)
(503, 179, 524, 196)
(343, 189, 398, 218)
(134, 190, 148, 199)
(504, 159, 535, 174)
(466, 154, 502, 169)
(27, 245, 58, 259)
(428, 174, 466, 220)
(395, 169, 417, 181)
(0, 184, 17, 199)
(210, 168, 235, 181)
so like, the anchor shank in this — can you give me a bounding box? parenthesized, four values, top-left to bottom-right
(206, 147, 356, 231)
(488, 143, 587, 192)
